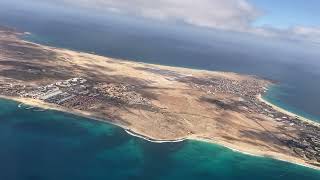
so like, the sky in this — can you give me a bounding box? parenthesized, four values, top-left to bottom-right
(251, 0, 320, 28)
(1, 0, 320, 44)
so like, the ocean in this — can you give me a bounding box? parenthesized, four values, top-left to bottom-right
(0, 1, 320, 179)
(0, 99, 319, 179)
(0, 4, 319, 122)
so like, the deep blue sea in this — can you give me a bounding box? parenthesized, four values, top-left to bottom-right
(0, 99, 320, 180)
(0, 1, 320, 179)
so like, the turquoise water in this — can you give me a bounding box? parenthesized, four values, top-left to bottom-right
(0, 99, 320, 179)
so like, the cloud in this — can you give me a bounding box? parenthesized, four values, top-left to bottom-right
(18, 0, 320, 44)
(290, 26, 320, 43)
(33, 0, 260, 31)
(103, 0, 259, 31)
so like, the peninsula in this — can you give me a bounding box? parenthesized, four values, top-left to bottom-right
(0, 26, 319, 169)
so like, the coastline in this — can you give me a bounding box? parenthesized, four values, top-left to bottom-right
(19, 33, 253, 81)
(257, 94, 320, 127)
(0, 95, 187, 144)
(1, 95, 320, 171)
(189, 136, 320, 171)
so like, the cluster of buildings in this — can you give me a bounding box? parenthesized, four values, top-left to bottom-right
(96, 83, 151, 106)
(0, 77, 152, 110)
(180, 75, 320, 163)
(187, 77, 268, 99)
(20, 78, 96, 105)
(241, 99, 289, 119)
(0, 81, 30, 96)
(289, 133, 320, 162)
(283, 118, 320, 163)
(238, 94, 320, 163)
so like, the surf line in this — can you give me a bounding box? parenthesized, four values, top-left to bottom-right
(125, 129, 186, 143)
(18, 103, 34, 110)
(18, 103, 45, 112)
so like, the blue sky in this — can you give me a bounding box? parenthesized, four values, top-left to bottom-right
(251, 0, 320, 28)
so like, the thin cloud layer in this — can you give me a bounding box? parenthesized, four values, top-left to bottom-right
(46, 0, 260, 32)
(290, 26, 320, 43)
(25, 0, 320, 43)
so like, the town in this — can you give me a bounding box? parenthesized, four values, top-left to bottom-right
(177, 75, 320, 164)
(0, 77, 152, 111)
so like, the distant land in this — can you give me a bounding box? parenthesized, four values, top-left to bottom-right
(0, 26, 319, 170)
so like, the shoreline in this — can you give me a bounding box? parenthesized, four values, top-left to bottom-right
(189, 136, 320, 171)
(1, 95, 320, 171)
(124, 129, 186, 143)
(0, 95, 188, 144)
(19, 32, 258, 81)
(257, 94, 320, 127)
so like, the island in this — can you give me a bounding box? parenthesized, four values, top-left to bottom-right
(0, 26, 319, 169)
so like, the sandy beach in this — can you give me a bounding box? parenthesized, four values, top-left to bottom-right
(1, 95, 320, 171)
(258, 94, 320, 127)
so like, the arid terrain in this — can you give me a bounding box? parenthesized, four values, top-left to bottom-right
(0, 26, 319, 169)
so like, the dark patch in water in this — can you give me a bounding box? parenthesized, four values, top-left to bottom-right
(12, 119, 90, 137)
(72, 128, 131, 155)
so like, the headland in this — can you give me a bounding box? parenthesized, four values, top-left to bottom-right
(0, 26, 319, 170)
